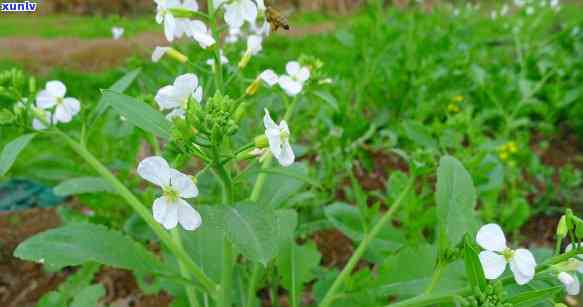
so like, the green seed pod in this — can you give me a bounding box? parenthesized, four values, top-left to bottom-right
(557, 215, 568, 239)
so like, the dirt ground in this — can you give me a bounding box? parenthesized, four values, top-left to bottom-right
(0, 22, 336, 75)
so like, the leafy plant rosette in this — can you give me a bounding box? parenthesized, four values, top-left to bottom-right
(0, 0, 581, 307)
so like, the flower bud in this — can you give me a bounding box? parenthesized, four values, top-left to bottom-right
(557, 215, 568, 239)
(166, 48, 188, 63)
(238, 52, 252, 69)
(254, 134, 268, 148)
(245, 78, 261, 96)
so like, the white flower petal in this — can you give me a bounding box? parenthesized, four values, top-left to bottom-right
(286, 61, 301, 76)
(166, 108, 186, 120)
(476, 223, 507, 252)
(164, 13, 177, 41)
(137, 156, 171, 187)
(152, 47, 169, 62)
(169, 169, 199, 198)
(32, 115, 49, 130)
(509, 248, 536, 285)
(174, 74, 198, 97)
(46, 80, 66, 98)
(296, 67, 311, 82)
(479, 250, 507, 280)
(239, 0, 258, 23)
(36, 90, 57, 109)
(246, 35, 263, 55)
(152, 197, 169, 224)
(182, 0, 198, 11)
(193, 86, 203, 103)
(62, 97, 80, 116)
(259, 70, 278, 86)
(559, 272, 580, 296)
(278, 76, 303, 96)
(155, 85, 181, 110)
(277, 140, 295, 167)
(177, 199, 202, 231)
(161, 201, 179, 229)
(263, 109, 278, 131)
(224, 4, 245, 28)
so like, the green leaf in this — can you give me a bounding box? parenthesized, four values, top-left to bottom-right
(372, 244, 465, 299)
(0, 133, 36, 176)
(436, 155, 479, 247)
(507, 286, 563, 306)
(14, 223, 171, 274)
(53, 176, 116, 197)
(324, 202, 405, 263)
(276, 209, 298, 250)
(225, 202, 278, 266)
(180, 205, 226, 282)
(256, 162, 310, 209)
(70, 284, 105, 307)
(37, 262, 100, 307)
(102, 90, 172, 140)
(276, 242, 321, 306)
(463, 235, 487, 291)
(402, 121, 437, 149)
(91, 68, 141, 121)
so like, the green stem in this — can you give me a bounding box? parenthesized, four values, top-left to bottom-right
(214, 161, 235, 307)
(319, 177, 414, 307)
(424, 261, 444, 294)
(54, 129, 218, 296)
(172, 229, 200, 307)
(245, 97, 300, 307)
(389, 288, 471, 307)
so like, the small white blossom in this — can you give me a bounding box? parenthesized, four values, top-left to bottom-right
(226, 26, 242, 44)
(278, 61, 310, 96)
(152, 46, 171, 62)
(206, 50, 229, 68)
(216, 0, 258, 29)
(155, 74, 203, 120)
(112, 27, 124, 40)
(155, 0, 196, 42)
(565, 243, 583, 273)
(246, 35, 263, 56)
(250, 20, 270, 37)
(188, 20, 216, 48)
(259, 70, 279, 87)
(476, 223, 537, 285)
(32, 109, 52, 131)
(138, 156, 201, 230)
(263, 109, 294, 167)
(36, 81, 80, 125)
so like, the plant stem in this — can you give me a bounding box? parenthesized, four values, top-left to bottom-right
(389, 288, 471, 307)
(424, 261, 444, 294)
(172, 229, 200, 307)
(214, 161, 235, 307)
(245, 97, 300, 307)
(54, 129, 218, 296)
(319, 177, 414, 307)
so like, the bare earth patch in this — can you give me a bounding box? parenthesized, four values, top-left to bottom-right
(0, 23, 336, 74)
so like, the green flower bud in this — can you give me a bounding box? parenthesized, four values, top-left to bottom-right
(557, 215, 568, 239)
(254, 134, 268, 148)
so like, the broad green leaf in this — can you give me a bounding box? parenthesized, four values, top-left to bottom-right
(463, 235, 486, 291)
(180, 205, 226, 282)
(257, 162, 310, 209)
(507, 286, 563, 306)
(102, 90, 172, 139)
(37, 262, 100, 307)
(70, 284, 105, 307)
(53, 176, 116, 197)
(436, 156, 479, 247)
(225, 202, 278, 265)
(92, 68, 142, 121)
(0, 133, 36, 176)
(372, 244, 465, 298)
(276, 242, 321, 306)
(276, 209, 298, 250)
(324, 202, 405, 263)
(402, 121, 436, 149)
(14, 223, 171, 274)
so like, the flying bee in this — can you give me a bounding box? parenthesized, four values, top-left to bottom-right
(264, 1, 289, 32)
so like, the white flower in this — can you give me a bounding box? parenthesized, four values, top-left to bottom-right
(263, 109, 294, 167)
(226, 26, 242, 44)
(250, 20, 270, 37)
(245, 35, 263, 56)
(558, 272, 580, 296)
(278, 61, 310, 96)
(223, 0, 258, 29)
(36, 81, 80, 124)
(500, 4, 509, 16)
(155, 74, 203, 120)
(259, 70, 279, 86)
(155, 0, 194, 42)
(206, 50, 229, 68)
(526, 6, 535, 15)
(112, 27, 124, 40)
(188, 20, 216, 48)
(476, 223, 537, 285)
(138, 156, 202, 230)
(152, 46, 171, 62)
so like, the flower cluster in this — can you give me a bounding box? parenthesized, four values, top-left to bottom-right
(33, 81, 81, 130)
(497, 142, 518, 161)
(258, 61, 311, 97)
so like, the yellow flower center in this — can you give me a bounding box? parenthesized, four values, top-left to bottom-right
(502, 248, 514, 262)
(163, 186, 179, 203)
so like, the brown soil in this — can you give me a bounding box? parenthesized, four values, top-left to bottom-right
(0, 23, 336, 74)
